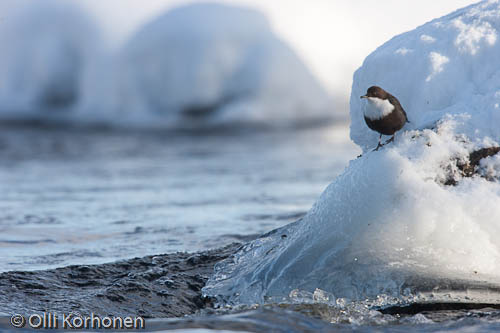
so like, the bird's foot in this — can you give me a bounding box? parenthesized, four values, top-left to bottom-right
(373, 142, 383, 151)
(373, 136, 395, 151)
(384, 136, 395, 145)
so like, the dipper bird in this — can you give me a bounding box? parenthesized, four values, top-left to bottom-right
(360, 86, 409, 150)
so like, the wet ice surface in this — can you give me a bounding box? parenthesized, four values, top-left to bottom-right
(0, 122, 357, 272)
(2, 241, 500, 332)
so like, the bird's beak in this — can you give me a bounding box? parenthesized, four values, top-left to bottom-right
(360, 95, 368, 99)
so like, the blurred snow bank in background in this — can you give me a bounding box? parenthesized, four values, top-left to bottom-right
(0, 0, 101, 117)
(0, 1, 332, 128)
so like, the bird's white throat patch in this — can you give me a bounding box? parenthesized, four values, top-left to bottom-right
(363, 97, 395, 120)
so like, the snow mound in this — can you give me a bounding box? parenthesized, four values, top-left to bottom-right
(351, 0, 500, 151)
(0, 0, 101, 116)
(104, 3, 330, 127)
(203, 1, 500, 305)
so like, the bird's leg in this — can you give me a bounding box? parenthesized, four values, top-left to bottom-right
(384, 135, 395, 145)
(374, 134, 383, 151)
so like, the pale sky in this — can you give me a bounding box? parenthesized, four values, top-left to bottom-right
(1, 0, 479, 104)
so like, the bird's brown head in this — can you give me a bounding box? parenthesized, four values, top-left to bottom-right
(360, 86, 389, 100)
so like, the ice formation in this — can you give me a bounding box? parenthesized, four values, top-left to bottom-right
(203, 0, 500, 305)
(104, 3, 330, 127)
(0, 1, 101, 116)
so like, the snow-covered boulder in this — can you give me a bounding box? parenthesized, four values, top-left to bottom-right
(203, 1, 500, 305)
(110, 3, 330, 127)
(0, 1, 101, 116)
(351, 1, 500, 151)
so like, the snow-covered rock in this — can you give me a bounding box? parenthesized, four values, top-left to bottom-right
(203, 0, 500, 305)
(351, 0, 500, 151)
(107, 3, 330, 127)
(0, 1, 101, 116)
